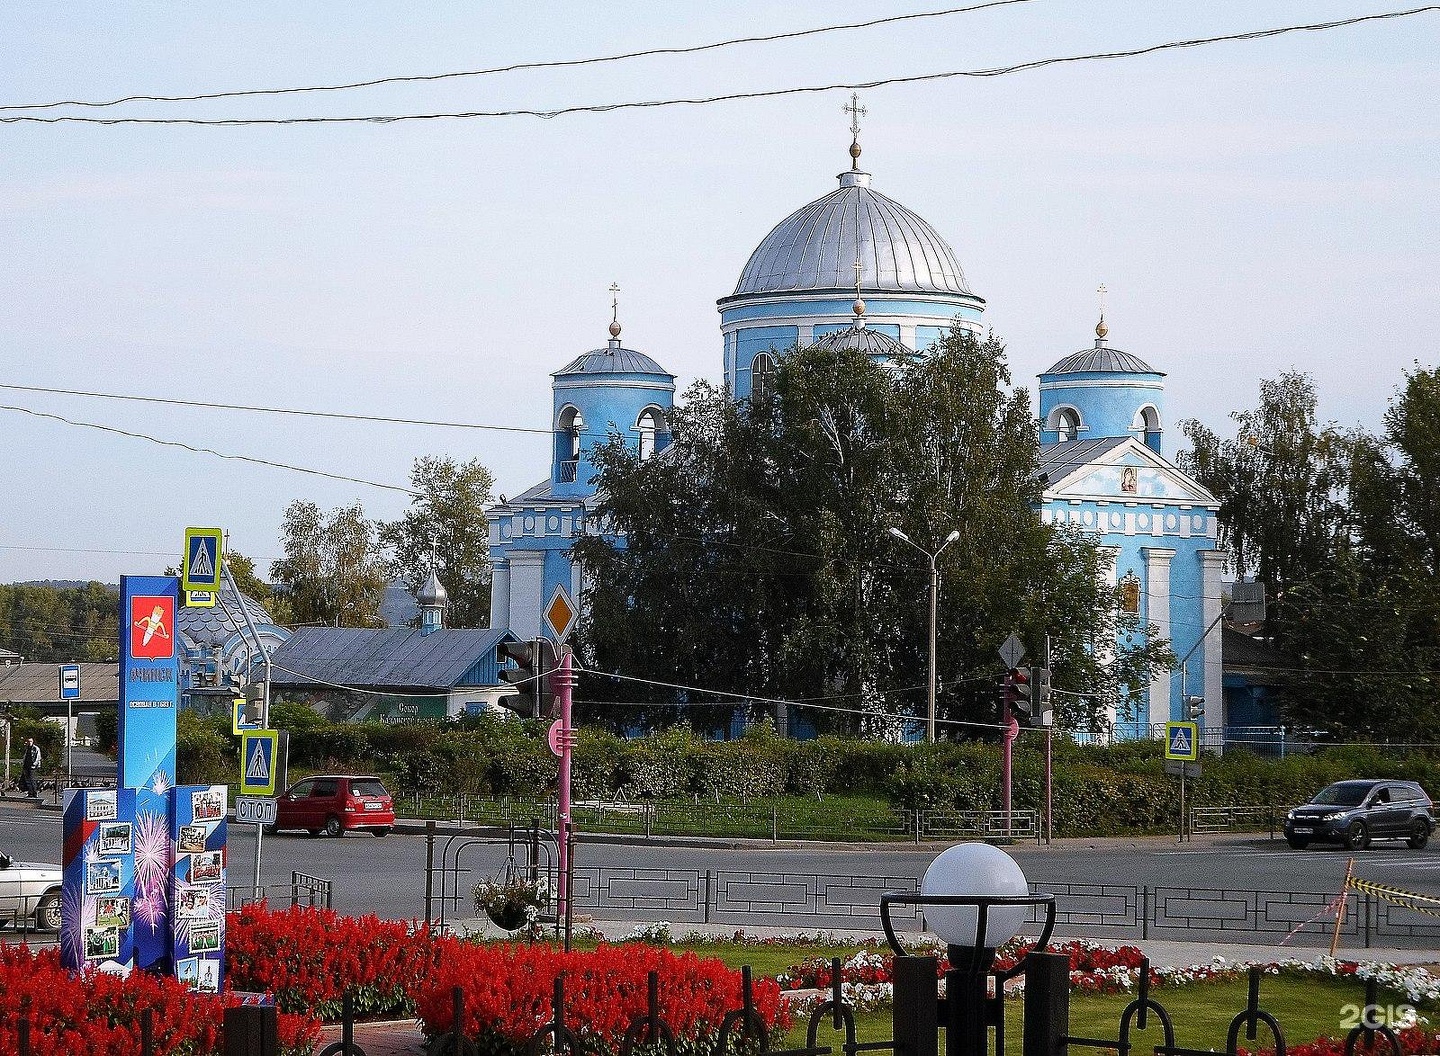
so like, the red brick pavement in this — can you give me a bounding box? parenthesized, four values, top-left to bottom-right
(316, 1020, 427, 1055)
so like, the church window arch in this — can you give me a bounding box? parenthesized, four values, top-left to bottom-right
(556, 405, 584, 482)
(636, 406, 666, 460)
(1134, 404, 1162, 449)
(1048, 405, 1083, 442)
(751, 352, 776, 400)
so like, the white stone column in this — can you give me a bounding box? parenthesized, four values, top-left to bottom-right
(507, 552, 545, 641)
(490, 562, 510, 632)
(1142, 547, 1177, 731)
(1201, 549, 1227, 742)
(1097, 546, 1121, 732)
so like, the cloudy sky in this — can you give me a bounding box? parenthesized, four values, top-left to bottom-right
(2, 1, 1436, 585)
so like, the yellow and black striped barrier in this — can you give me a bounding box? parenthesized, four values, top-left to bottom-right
(1348, 876, 1440, 920)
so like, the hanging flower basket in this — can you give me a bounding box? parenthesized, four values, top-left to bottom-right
(473, 873, 550, 932)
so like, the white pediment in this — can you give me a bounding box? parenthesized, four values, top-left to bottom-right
(1044, 438, 1217, 507)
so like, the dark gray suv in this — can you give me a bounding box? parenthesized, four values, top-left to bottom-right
(1284, 779, 1434, 850)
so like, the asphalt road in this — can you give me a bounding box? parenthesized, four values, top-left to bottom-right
(6, 800, 1438, 934)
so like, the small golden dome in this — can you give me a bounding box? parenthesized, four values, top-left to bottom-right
(609, 320, 622, 339)
(853, 297, 866, 317)
(850, 138, 862, 161)
(1096, 314, 1109, 340)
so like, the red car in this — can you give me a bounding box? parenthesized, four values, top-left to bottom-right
(270, 775, 395, 837)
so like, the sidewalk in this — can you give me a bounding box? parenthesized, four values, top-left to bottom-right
(320, 921, 1437, 1056)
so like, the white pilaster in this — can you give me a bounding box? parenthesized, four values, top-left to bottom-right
(490, 562, 510, 632)
(506, 551, 545, 641)
(1142, 547, 1177, 728)
(1201, 549, 1227, 740)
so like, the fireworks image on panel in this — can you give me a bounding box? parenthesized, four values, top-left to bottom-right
(132, 809, 171, 930)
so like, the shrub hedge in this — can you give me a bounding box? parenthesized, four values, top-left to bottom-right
(178, 709, 1440, 837)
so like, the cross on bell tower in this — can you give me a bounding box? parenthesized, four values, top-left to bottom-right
(844, 92, 867, 170)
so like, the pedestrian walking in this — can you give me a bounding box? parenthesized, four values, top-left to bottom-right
(20, 736, 41, 798)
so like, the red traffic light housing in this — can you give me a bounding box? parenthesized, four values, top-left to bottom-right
(497, 638, 558, 719)
(1005, 666, 1033, 717)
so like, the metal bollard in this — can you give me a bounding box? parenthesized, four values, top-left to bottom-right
(224, 1005, 278, 1056)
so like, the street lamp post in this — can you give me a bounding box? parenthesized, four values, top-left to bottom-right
(888, 527, 960, 744)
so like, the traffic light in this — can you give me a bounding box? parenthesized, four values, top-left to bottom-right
(1031, 667, 1052, 726)
(1006, 666, 1033, 718)
(497, 638, 557, 718)
(1185, 695, 1205, 720)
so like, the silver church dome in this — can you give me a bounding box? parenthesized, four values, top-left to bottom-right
(731, 170, 973, 298)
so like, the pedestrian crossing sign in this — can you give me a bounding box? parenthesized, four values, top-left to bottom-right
(1165, 721, 1199, 761)
(183, 527, 225, 593)
(240, 730, 281, 795)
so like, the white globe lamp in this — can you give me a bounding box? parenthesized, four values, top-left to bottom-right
(921, 843, 1029, 954)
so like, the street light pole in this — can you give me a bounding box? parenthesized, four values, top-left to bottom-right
(888, 527, 960, 744)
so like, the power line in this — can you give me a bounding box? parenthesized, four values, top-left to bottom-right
(2, 8, 1433, 127)
(0, 544, 173, 558)
(0, 382, 551, 436)
(0, 403, 419, 496)
(0, 0, 1034, 112)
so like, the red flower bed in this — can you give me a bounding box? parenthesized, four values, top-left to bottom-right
(417, 942, 792, 1056)
(781, 938, 1149, 992)
(0, 943, 319, 1056)
(226, 903, 438, 1018)
(1244, 1028, 1440, 1056)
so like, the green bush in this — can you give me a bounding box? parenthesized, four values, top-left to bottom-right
(194, 704, 1440, 837)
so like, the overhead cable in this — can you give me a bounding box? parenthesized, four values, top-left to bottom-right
(0, 403, 419, 496)
(0, 0, 1034, 112)
(1, 8, 1432, 127)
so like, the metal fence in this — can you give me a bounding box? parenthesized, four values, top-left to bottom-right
(226, 871, 333, 910)
(404, 794, 1040, 843)
(567, 868, 1440, 947)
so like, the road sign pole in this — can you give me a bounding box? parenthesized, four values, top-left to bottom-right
(556, 647, 575, 937)
(252, 817, 263, 900)
(1178, 768, 1186, 844)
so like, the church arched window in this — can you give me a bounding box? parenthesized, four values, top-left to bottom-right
(751, 352, 776, 400)
(556, 405, 584, 482)
(1056, 408, 1081, 443)
(636, 407, 665, 460)
(1136, 405, 1162, 450)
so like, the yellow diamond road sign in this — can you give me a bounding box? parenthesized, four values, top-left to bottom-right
(544, 585, 576, 644)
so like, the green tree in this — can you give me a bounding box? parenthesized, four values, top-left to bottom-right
(1177, 371, 1350, 600)
(379, 455, 494, 628)
(576, 326, 1170, 735)
(1180, 368, 1440, 738)
(0, 582, 119, 662)
(269, 501, 388, 628)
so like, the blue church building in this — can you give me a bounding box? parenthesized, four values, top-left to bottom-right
(490, 124, 1225, 741)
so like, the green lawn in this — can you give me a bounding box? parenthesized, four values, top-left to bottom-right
(655, 940, 1425, 1052)
(797, 977, 1407, 1051)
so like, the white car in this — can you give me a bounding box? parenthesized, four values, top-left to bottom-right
(0, 850, 63, 932)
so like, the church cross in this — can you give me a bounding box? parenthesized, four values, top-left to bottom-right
(844, 92, 866, 169)
(609, 282, 620, 325)
(1097, 283, 1108, 315)
(845, 92, 866, 139)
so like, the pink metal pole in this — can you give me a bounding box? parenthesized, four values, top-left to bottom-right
(1002, 702, 1014, 832)
(556, 647, 575, 922)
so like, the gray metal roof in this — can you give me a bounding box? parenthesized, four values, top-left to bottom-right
(0, 663, 119, 703)
(1043, 345, 1162, 376)
(729, 170, 972, 298)
(1038, 437, 1129, 484)
(177, 585, 277, 648)
(554, 342, 673, 379)
(269, 626, 509, 689)
(809, 324, 911, 357)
